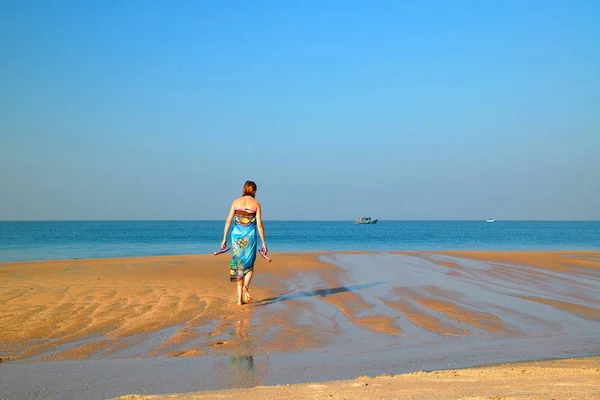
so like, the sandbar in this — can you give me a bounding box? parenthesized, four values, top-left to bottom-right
(1, 251, 599, 399)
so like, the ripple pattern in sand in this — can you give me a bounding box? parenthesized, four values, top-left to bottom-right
(1, 252, 599, 363)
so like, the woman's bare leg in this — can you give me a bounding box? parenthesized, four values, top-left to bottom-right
(237, 279, 244, 305)
(243, 271, 254, 302)
(243, 271, 254, 289)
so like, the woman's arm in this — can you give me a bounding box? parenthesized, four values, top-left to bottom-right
(256, 202, 267, 252)
(221, 202, 235, 247)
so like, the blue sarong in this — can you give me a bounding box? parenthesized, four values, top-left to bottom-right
(230, 208, 257, 282)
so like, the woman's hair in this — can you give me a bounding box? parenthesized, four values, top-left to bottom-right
(242, 181, 257, 197)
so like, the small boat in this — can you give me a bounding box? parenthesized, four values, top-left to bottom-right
(356, 216, 378, 224)
(486, 218, 495, 223)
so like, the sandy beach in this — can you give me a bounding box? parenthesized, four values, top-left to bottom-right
(0, 253, 336, 361)
(1, 251, 599, 399)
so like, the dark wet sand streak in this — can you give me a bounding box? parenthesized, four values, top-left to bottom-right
(517, 295, 600, 322)
(393, 286, 519, 336)
(382, 298, 470, 336)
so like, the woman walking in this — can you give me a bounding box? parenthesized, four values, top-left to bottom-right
(221, 181, 267, 305)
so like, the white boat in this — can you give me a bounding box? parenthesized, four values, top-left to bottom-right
(486, 218, 495, 223)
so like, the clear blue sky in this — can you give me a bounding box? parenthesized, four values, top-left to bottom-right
(1, 0, 599, 220)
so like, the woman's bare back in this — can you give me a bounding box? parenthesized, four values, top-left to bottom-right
(233, 196, 259, 212)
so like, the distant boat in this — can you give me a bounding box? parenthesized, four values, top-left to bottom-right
(486, 218, 495, 223)
(356, 216, 378, 224)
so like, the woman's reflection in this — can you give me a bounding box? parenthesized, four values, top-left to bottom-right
(214, 316, 268, 388)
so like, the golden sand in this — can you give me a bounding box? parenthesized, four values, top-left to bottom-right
(2, 251, 600, 399)
(1, 251, 599, 361)
(0, 253, 335, 360)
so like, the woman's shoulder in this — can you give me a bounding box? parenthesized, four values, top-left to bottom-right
(231, 197, 244, 207)
(232, 197, 259, 209)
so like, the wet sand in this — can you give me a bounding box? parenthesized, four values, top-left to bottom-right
(114, 356, 600, 400)
(1, 251, 599, 399)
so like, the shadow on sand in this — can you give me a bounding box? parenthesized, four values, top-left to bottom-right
(253, 282, 384, 306)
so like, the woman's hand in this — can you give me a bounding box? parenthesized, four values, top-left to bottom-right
(221, 239, 227, 249)
(261, 244, 268, 253)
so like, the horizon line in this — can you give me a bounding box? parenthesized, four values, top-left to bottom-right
(1, 219, 599, 223)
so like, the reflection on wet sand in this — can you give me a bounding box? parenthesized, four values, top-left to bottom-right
(213, 316, 268, 388)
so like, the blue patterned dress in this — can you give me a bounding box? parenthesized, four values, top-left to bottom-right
(229, 208, 257, 281)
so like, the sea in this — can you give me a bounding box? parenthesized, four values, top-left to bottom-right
(1, 220, 599, 262)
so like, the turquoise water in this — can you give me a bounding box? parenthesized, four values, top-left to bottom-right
(1, 220, 599, 261)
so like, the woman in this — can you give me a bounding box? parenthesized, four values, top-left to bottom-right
(221, 181, 267, 305)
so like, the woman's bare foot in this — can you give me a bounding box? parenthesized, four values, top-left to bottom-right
(243, 287, 252, 303)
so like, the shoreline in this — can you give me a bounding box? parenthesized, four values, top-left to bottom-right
(2, 248, 600, 264)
